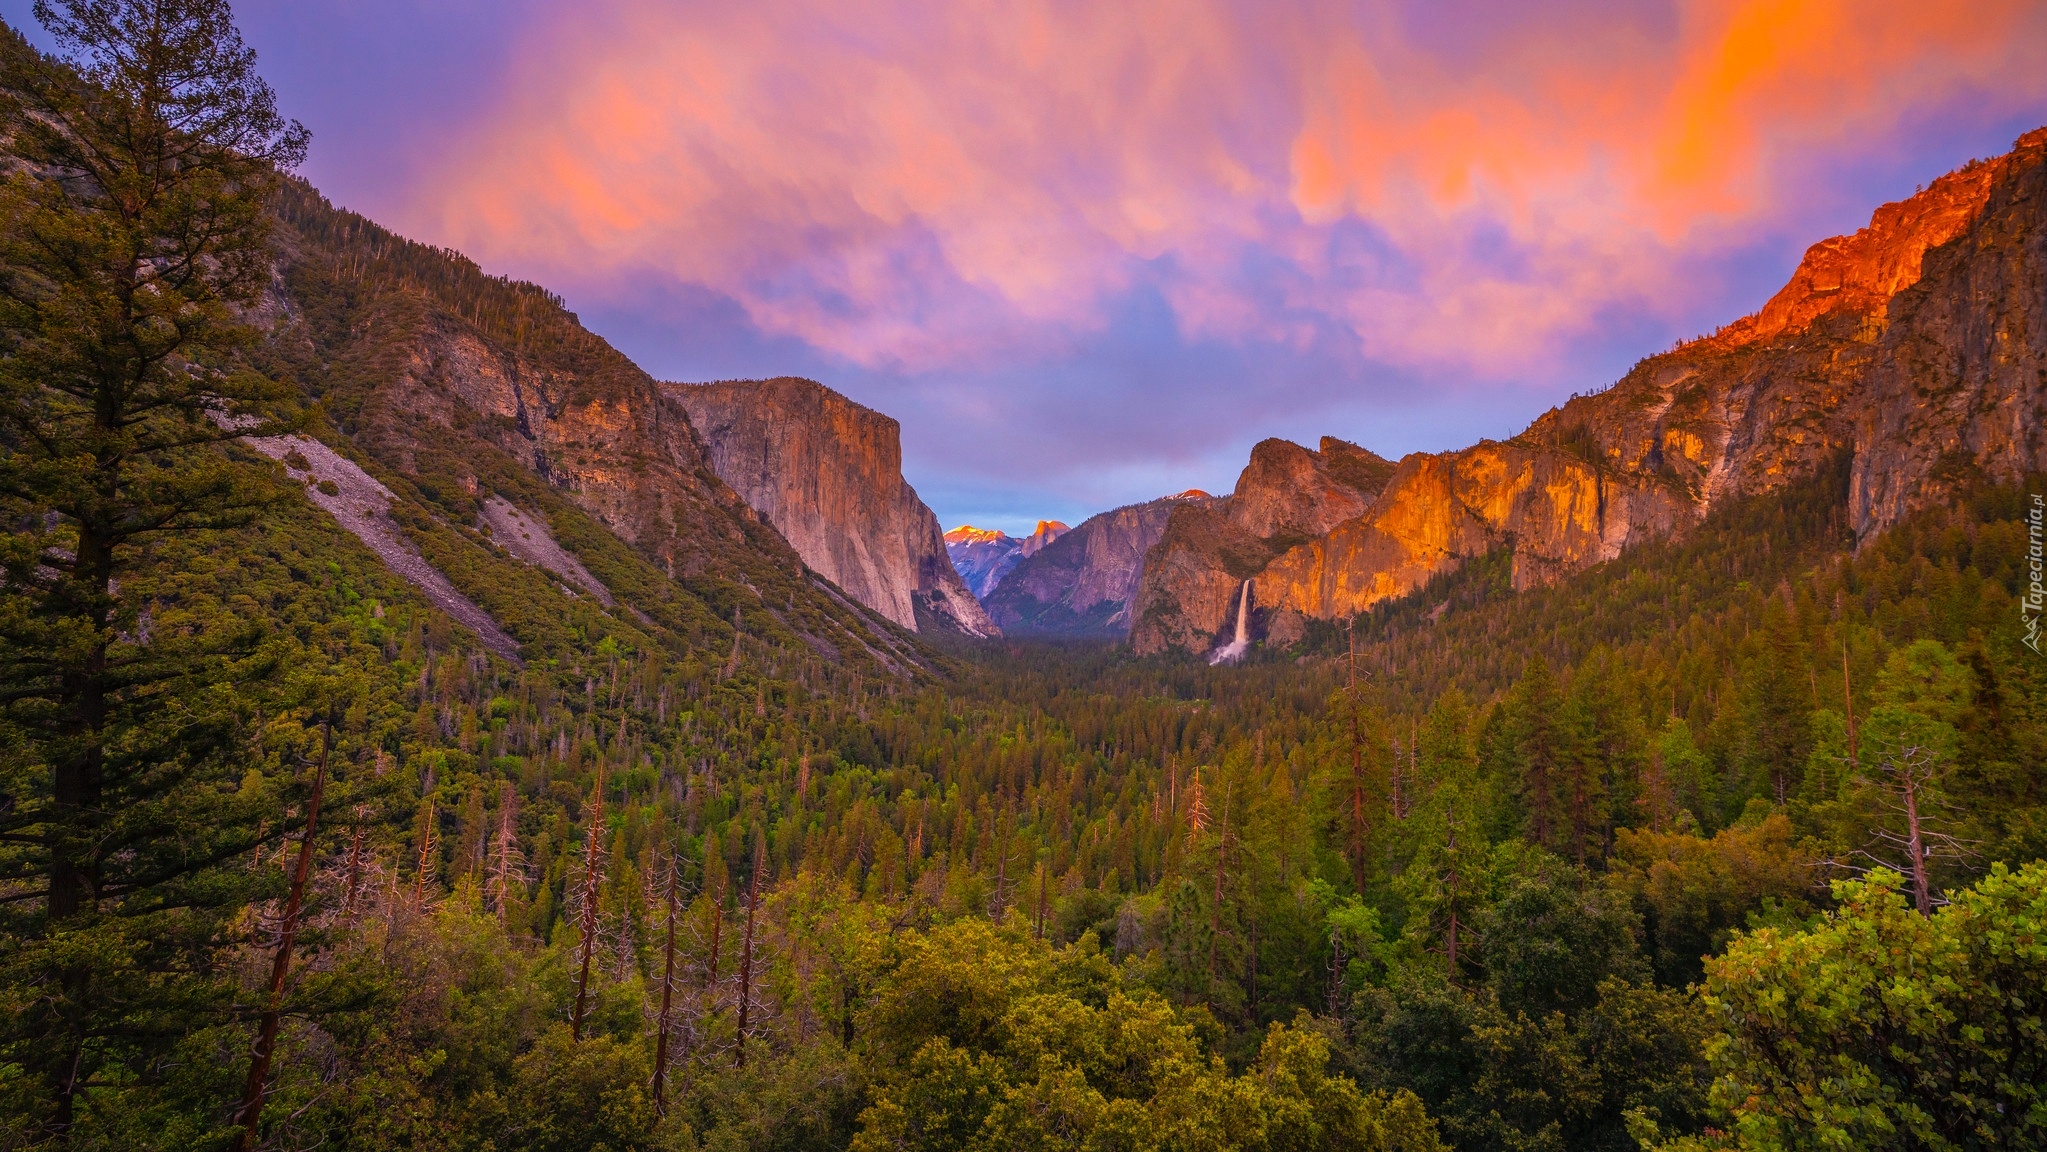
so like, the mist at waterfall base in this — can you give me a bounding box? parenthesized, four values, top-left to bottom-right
(1209, 581, 1252, 666)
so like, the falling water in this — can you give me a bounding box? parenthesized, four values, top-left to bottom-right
(1208, 580, 1252, 666)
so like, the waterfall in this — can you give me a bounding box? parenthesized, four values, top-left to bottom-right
(1208, 579, 1252, 665)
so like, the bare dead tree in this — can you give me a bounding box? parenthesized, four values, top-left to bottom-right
(988, 808, 1023, 923)
(570, 771, 607, 1040)
(1346, 620, 1370, 892)
(1853, 734, 1969, 916)
(1843, 634, 1859, 768)
(1208, 776, 1234, 983)
(333, 806, 379, 925)
(1439, 801, 1472, 976)
(1185, 771, 1209, 845)
(486, 783, 524, 924)
(410, 798, 439, 909)
(1033, 855, 1050, 941)
(651, 846, 689, 1114)
(734, 829, 765, 1068)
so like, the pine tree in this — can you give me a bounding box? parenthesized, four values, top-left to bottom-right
(0, 1, 306, 1136)
(1512, 656, 1562, 849)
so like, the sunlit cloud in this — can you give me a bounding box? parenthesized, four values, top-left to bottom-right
(408, 0, 2047, 385)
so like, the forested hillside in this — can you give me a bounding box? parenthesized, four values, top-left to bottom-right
(1, 6, 2042, 1152)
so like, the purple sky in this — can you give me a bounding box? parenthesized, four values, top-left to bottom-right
(8, 1, 2046, 535)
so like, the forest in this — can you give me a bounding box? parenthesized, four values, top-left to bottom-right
(1, 4, 2043, 1151)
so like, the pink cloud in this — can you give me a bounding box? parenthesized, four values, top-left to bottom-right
(404, 0, 2047, 379)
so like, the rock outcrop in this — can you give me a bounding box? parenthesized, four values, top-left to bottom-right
(1023, 520, 1072, 556)
(945, 520, 1069, 600)
(985, 492, 1212, 636)
(265, 183, 936, 679)
(672, 377, 998, 637)
(1132, 127, 2047, 655)
(1130, 438, 1395, 653)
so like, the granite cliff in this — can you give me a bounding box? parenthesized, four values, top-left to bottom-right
(1132, 127, 2047, 655)
(985, 492, 1213, 637)
(1132, 438, 1394, 652)
(673, 378, 997, 638)
(260, 183, 935, 676)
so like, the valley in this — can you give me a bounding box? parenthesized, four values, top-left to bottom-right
(0, 8, 2043, 1152)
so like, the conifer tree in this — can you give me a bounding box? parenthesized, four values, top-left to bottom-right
(0, 2, 307, 1137)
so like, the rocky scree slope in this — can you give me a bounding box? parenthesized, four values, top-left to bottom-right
(672, 377, 997, 638)
(255, 181, 934, 678)
(1132, 127, 2047, 655)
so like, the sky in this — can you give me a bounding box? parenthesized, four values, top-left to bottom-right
(9, 1, 2047, 535)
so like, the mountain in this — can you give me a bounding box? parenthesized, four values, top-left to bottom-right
(984, 492, 1212, 636)
(262, 182, 937, 677)
(672, 377, 998, 638)
(1133, 438, 1395, 652)
(1131, 127, 2047, 655)
(945, 520, 1070, 600)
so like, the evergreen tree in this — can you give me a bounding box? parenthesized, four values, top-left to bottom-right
(0, 1, 306, 1138)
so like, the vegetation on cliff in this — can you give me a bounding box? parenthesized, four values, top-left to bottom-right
(0, 6, 2042, 1152)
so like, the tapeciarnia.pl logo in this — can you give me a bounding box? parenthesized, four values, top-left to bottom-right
(2026, 492, 2044, 655)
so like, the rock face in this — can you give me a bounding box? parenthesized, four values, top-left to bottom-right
(1132, 127, 2047, 655)
(1022, 520, 1069, 558)
(985, 493, 1212, 636)
(1132, 438, 1396, 654)
(945, 527, 1019, 599)
(247, 433, 524, 663)
(672, 377, 998, 637)
(945, 520, 1069, 600)
(265, 183, 937, 679)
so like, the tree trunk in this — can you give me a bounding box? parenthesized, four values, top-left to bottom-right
(233, 721, 332, 1152)
(735, 854, 761, 1068)
(1904, 773, 1931, 916)
(570, 774, 606, 1040)
(651, 853, 680, 1114)
(1208, 783, 1230, 983)
(1034, 859, 1048, 941)
(49, 528, 115, 925)
(1843, 638, 1858, 768)
(1346, 624, 1368, 893)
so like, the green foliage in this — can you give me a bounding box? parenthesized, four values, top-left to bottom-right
(1610, 812, 1815, 986)
(0, 2, 315, 1138)
(1643, 864, 2047, 1151)
(1, 10, 2042, 1152)
(849, 919, 1445, 1152)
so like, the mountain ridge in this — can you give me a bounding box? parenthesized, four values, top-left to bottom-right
(1125, 126, 2047, 655)
(261, 181, 942, 678)
(945, 520, 1069, 600)
(984, 492, 1213, 636)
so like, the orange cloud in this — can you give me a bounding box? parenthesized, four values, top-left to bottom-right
(403, 0, 2047, 378)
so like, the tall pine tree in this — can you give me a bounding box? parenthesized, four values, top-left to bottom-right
(0, 1, 305, 1139)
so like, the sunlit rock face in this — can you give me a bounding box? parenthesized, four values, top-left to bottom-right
(1131, 437, 1394, 654)
(272, 207, 792, 592)
(1131, 127, 2047, 654)
(986, 494, 1211, 637)
(1021, 520, 1071, 558)
(946, 520, 1069, 601)
(260, 187, 948, 681)
(945, 526, 1020, 600)
(672, 377, 998, 637)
